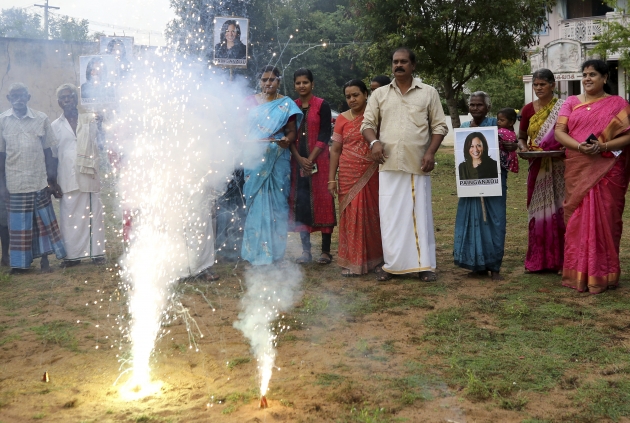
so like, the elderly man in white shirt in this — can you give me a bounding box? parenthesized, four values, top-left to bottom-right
(51, 83, 106, 267)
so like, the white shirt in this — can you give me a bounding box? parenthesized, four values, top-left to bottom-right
(51, 114, 101, 193)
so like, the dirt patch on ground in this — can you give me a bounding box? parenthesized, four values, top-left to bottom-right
(1, 252, 628, 422)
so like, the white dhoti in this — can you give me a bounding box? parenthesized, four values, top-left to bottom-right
(379, 170, 436, 274)
(183, 192, 215, 277)
(59, 191, 106, 260)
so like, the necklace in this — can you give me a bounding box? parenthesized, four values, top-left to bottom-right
(349, 109, 364, 120)
(259, 92, 279, 103)
(585, 91, 606, 111)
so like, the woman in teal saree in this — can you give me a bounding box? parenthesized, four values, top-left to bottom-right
(453, 91, 517, 281)
(241, 66, 303, 265)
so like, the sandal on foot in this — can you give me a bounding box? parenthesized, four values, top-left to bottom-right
(375, 266, 392, 281)
(341, 268, 360, 277)
(419, 271, 437, 282)
(296, 251, 312, 264)
(317, 252, 333, 265)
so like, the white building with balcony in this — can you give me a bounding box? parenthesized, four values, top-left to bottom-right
(524, 0, 628, 104)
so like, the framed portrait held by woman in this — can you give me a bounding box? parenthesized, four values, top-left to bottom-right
(454, 127, 502, 197)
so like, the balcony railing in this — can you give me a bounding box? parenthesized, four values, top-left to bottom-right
(560, 17, 604, 42)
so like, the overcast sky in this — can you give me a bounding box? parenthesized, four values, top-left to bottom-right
(4, 0, 175, 45)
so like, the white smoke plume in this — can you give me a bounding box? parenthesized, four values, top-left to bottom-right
(234, 263, 303, 397)
(109, 48, 261, 392)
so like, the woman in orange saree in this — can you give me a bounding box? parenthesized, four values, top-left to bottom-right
(328, 80, 383, 277)
(555, 60, 630, 294)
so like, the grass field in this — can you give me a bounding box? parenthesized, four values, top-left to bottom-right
(0, 147, 629, 422)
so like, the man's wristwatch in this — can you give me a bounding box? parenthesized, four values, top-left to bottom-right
(369, 139, 381, 149)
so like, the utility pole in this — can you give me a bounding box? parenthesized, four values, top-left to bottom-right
(34, 0, 60, 39)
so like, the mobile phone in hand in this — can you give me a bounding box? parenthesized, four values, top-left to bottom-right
(300, 163, 318, 177)
(585, 133, 598, 144)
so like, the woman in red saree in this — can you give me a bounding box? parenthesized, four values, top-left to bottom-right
(328, 80, 383, 277)
(555, 60, 630, 294)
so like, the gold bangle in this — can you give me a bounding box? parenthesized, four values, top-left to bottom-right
(577, 143, 581, 152)
(605, 143, 608, 152)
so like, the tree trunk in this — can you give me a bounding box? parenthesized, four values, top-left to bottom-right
(443, 80, 461, 129)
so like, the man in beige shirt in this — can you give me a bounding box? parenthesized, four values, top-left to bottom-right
(361, 47, 448, 281)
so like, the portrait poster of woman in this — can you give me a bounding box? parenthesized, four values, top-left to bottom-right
(99, 36, 133, 79)
(454, 127, 502, 197)
(78, 55, 117, 106)
(213, 17, 249, 68)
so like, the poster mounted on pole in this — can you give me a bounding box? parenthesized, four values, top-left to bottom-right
(454, 127, 502, 197)
(213, 17, 249, 68)
(99, 36, 134, 56)
(78, 55, 117, 106)
(98, 36, 134, 80)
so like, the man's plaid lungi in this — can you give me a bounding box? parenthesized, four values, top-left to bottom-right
(8, 189, 66, 269)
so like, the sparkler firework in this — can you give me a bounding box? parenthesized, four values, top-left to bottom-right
(109, 19, 318, 401)
(234, 264, 302, 403)
(111, 49, 247, 396)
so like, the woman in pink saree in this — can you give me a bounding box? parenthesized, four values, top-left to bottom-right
(555, 60, 630, 294)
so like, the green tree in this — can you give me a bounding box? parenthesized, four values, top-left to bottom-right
(266, 6, 366, 109)
(0, 8, 93, 41)
(91, 31, 106, 42)
(49, 15, 91, 42)
(593, 3, 630, 92)
(0, 7, 44, 39)
(348, 0, 551, 127)
(467, 60, 531, 115)
(166, 0, 365, 109)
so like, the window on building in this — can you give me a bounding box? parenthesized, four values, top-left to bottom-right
(536, 6, 550, 35)
(566, 0, 613, 19)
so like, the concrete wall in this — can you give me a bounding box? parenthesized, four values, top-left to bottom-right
(442, 115, 472, 147)
(0, 37, 99, 120)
